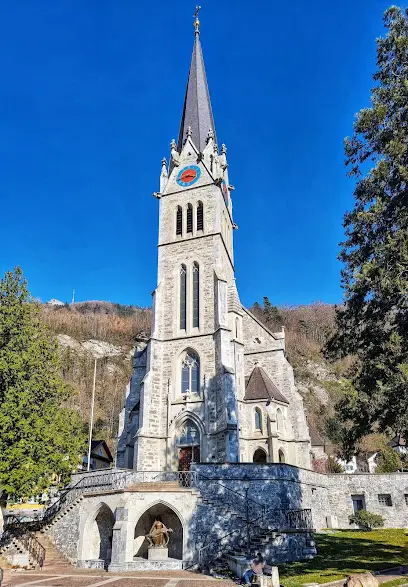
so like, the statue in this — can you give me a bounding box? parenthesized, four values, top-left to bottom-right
(146, 519, 173, 548)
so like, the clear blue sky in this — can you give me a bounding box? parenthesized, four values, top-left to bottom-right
(0, 0, 391, 308)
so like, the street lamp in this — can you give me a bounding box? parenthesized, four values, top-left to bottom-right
(191, 428, 197, 464)
(242, 474, 251, 559)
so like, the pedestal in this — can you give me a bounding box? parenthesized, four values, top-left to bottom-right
(148, 547, 168, 561)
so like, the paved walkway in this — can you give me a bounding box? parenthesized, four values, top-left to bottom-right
(2, 570, 236, 587)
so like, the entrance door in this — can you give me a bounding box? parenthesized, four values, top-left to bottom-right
(178, 446, 200, 471)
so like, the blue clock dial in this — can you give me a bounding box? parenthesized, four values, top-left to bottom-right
(176, 165, 201, 187)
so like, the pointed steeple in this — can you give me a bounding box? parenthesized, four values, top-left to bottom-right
(177, 13, 217, 153)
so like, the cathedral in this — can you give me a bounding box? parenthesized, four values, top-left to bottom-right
(9, 14, 406, 576)
(117, 14, 312, 473)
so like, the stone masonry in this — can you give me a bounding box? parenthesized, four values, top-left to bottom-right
(116, 19, 312, 475)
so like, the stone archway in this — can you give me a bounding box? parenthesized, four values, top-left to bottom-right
(89, 503, 115, 565)
(279, 449, 286, 463)
(134, 503, 183, 561)
(253, 448, 267, 463)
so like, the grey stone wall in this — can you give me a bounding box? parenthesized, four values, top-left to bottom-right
(193, 464, 408, 531)
(46, 497, 83, 562)
(193, 463, 329, 532)
(327, 472, 408, 528)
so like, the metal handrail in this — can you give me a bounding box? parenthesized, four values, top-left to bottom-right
(1, 515, 45, 569)
(42, 470, 133, 522)
(196, 507, 313, 566)
(194, 473, 263, 522)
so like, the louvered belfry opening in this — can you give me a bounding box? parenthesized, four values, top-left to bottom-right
(197, 201, 203, 231)
(176, 206, 183, 236)
(187, 204, 193, 233)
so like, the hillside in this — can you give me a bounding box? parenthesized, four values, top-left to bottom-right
(42, 299, 348, 451)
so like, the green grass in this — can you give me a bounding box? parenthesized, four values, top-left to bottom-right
(279, 529, 408, 587)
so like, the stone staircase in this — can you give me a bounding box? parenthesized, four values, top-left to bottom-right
(191, 477, 315, 566)
(0, 534, 37, 569)
(34, 532, 73, 570)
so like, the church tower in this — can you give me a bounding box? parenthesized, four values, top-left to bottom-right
(117, 14, 311, 472)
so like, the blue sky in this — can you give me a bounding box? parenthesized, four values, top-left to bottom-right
(0, 0, 391, 308)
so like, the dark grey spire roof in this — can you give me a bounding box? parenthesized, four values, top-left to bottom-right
(177, 32, 217, 153)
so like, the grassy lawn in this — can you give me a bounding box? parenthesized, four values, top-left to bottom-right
(279, 529, 408, 587)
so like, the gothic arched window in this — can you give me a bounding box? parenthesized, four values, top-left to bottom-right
(197, 201, 204, 231)
(180, 264, 187, 330)
(192, 262, 199, 328)
(187, 204, 193, 234)
(277, 408, 283, 432)
(177, 420, 200, 446)
(181, 350, 200, 396)
(255, 408, 262, 431)
(176, 206, 183, 236)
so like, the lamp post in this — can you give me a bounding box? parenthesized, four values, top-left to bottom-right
(191, 428, 197, 464)
(243, 474, 251, 559)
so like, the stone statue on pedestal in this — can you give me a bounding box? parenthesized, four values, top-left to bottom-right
(146, 519, 173, 548)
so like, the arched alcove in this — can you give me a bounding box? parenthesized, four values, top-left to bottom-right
(253, 448, 267, 463)
(134, 503, 183, 560)
(89, 503, 115, 564)
(279, 449, 286, 463)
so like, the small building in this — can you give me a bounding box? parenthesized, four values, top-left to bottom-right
(81, 440, 113, 471)
(309, 425, 327, 461)
(338, 453, 378, 474)
(389, 436, 407, 456)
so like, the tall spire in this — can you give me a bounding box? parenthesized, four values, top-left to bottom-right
(177, 9, 217, 153)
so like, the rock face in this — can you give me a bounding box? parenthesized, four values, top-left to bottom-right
(57, 334, 126, 359)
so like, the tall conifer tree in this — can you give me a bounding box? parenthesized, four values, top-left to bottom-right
(327, 7, 408, 454)
(0, 268, 86, 499)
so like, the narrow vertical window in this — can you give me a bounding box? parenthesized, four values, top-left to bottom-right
(197, 201, 203, 231)
(193, 262, 199, 328)
(180, 264, 187, 329)
(187, 204, 193, 234)
(176, 206, 183, 236)
(277, 408, 283, 432)
(255, 408, 262, 431)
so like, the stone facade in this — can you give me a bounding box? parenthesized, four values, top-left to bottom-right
(116, 27, 311, 474)
(40, 466, 408, 571)
(327, 472, 408, 528)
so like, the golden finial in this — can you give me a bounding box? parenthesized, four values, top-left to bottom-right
(194, 5, 201, 35)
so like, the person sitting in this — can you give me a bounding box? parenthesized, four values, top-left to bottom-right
(242, 552, 265, 585)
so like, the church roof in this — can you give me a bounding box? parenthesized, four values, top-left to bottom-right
(244, 366, 289, 404)
(228, 282, 243, 315)
(308, 424, 325, 447)
(177, 30, 217, 153)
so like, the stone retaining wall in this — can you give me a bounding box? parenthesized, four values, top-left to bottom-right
(327, 472, 408, 528)
(193, 464, 408, 531)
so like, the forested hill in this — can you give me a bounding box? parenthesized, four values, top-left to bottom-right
(41, 299, 347, 449)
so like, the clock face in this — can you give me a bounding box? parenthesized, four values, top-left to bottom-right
(176, 165, 201, 187)
(221, 180, 229, 204)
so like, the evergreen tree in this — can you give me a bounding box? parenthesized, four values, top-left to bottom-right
(262, 297, 283, 331)
(326, 7, 408, 454)
(0, 268, 86, 499)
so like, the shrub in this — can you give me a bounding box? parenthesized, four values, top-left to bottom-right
(376, 445, 402, 473)
(327, 456, 344, 473)
(349, 509, 385, 531)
